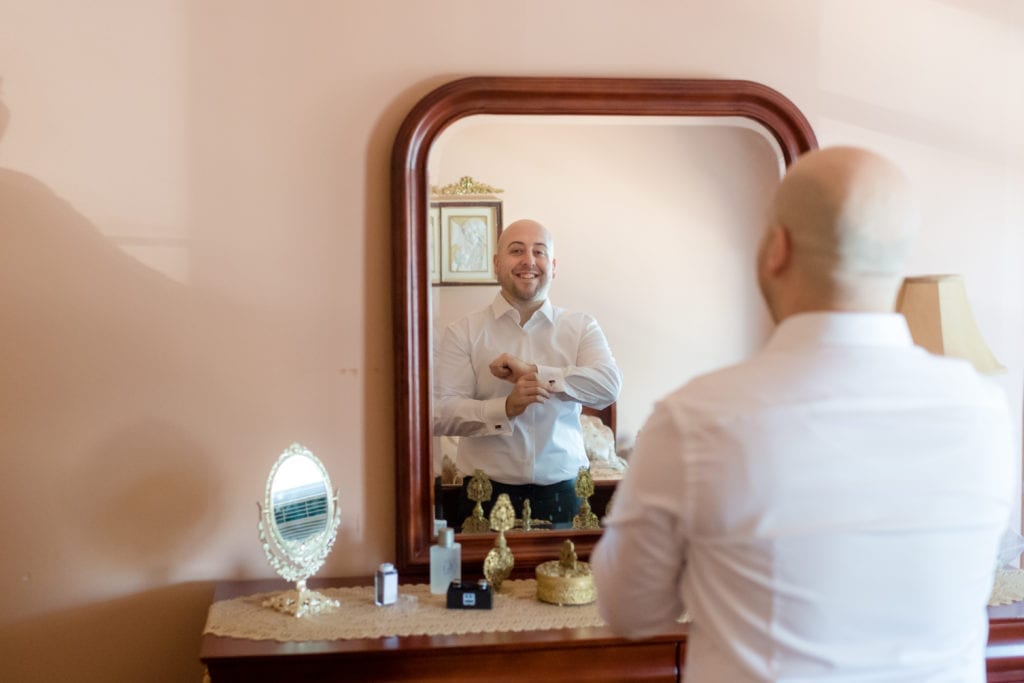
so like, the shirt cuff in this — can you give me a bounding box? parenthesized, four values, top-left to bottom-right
(483, 397, 513, 435)
(536, 364, 565, 393)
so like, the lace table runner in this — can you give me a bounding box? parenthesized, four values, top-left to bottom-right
(204, 570, 1024, 643)
(204, 579, 618, 642)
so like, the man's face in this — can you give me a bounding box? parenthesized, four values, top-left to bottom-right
(494, 223, 556, 306)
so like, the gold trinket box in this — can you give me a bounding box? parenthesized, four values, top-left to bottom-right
(535, 540, 596, 606)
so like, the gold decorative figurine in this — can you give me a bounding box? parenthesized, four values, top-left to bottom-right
(483, 493, 515, 590)
(461, 469, 493, 534)
(513, 498, 551, 532)
(572, 466, 600, 530)
(535, 539, 597, 606)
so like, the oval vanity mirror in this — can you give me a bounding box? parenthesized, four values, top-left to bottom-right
(257, 442, 341, 617)
(392, 77, 817, 579)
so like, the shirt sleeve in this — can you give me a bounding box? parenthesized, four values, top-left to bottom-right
(432, 321, 513, 437)
(536, 315, 622, 409)
(592, 401, 689, 638)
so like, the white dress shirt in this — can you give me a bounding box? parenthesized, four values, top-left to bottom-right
(593, 312, 1014, 683)
(433, 293, 621, 486)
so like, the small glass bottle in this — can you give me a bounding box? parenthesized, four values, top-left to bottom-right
(375, 562, 398, 606)
(430, 527, 462, 594)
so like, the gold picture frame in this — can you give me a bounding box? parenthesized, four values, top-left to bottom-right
(433, 201, 503, 285)
(428, 205, 441, 284)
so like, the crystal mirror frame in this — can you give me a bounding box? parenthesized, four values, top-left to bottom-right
(258, 442, 341, 616)
(391, 76, 818, 578)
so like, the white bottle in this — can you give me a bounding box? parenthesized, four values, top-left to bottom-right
(375, 562, 398, 606)
(430, 527, 461, 594)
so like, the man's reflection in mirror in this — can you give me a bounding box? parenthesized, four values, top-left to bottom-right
(433, 219, 622, 528)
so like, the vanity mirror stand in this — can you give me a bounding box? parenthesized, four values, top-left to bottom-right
(256, 443, 341, 617)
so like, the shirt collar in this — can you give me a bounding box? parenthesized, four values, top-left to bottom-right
(764, 311, 914, 353)
(489, 293, 553, 325)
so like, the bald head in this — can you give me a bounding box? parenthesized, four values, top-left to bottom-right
(498, 219, 555, 256)
(759, 147, 919, 319)
(494, 219, 557, 319)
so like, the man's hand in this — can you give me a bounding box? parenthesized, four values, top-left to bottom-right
(489, 353, 537, 383)
(504, 372, 549, 417)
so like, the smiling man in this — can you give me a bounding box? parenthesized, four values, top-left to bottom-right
(433, 219, 622, 526)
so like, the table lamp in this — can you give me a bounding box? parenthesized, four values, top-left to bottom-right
(895, 274, 1005, 374)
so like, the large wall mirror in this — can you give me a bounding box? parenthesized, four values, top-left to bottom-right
(392, 77, 817, 577)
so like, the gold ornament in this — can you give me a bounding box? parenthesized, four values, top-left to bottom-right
(483, 493, 515, 590)
(514, 498, 551, 532)
(461, 469, 492, 534)
(572, 466, 600, 530)
(430, 175, 504, 197)
(536, 540, 597, 606)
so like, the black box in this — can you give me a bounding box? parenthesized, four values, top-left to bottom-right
(446, 580, 493, 609)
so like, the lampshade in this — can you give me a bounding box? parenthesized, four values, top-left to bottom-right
(895, 274, 1005, 374)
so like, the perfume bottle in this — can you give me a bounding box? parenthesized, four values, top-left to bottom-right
(430, 526, 462, 594)
(375, 562, 398, 606)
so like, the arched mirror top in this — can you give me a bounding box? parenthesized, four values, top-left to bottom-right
(391, 76, 817, 578)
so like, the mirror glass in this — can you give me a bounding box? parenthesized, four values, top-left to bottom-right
(271, 451, 330, 542)
(429, 115, 784, 497)
(258, 443, 341, 616)
(392, 77, 818, 578)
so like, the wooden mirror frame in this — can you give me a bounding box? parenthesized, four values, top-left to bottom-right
(391, 76, 817, 578)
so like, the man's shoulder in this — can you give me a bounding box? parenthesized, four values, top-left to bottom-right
(651, 360, 756, 422)
(439, 306, 497, 343)
(547, 304, 599, 325)
(449, 303, 500, 325)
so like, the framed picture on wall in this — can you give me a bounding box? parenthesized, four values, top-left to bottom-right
(435, 201, 503, 285)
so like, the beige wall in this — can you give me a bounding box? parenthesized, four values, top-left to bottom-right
(0, 1, 1021, 680)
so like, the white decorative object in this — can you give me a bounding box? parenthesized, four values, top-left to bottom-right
(991, 568, 1024, 606)
(581, 414, 627, 474)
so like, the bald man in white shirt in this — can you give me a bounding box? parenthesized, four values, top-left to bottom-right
(434, 219, 622, 525)
(592, 147, 1014, 683)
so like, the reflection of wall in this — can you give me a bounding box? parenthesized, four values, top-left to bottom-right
(431, 122, 779, 444)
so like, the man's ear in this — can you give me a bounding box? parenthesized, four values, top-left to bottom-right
(762, 224, 791, 276)
(550, 256, 557, 279)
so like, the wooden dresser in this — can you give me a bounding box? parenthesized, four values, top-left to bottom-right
(201, 578, 1024, 682)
